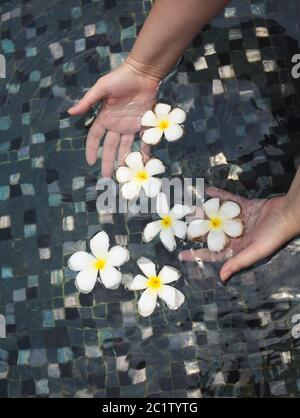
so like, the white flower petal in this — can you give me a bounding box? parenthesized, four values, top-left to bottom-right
(144, 158, 165, 176)
(75, 269, 97, 294)
(219, 201, 241, 219)
(121, 180, 142, 200)
(160, 228, 176, 252)
(170, 204, 192, 220)
(164, 124, 184, 142)
(137, 257, 157, 278)
(172, 220, 187, 239)
(222, 219, 243, 238)
(100, 265, 122, 289)
(167, 108, 186, 124)
(142, 177, 162, 198)
(203, 198, 220, 219)
(125, 151, 144, 172)
(127, 274, 149, 291)
(155, 103, 171, 119)
(143, 220, 162, 242)
(107, 245, 130, 267)
(207, 229, 227, 252)
(187, 219, 210, 240)
(116, 166, 133, 183)
(90, 231, 109, 258)
(156, 192, 170, 218)
(68, 251, 95, 271)
(138, 288, 158, 317)
(142, 127, 163, 145)
(141, 110, 158, 127)
(158, 285, 185, 310)
(158, 265, 180, 284)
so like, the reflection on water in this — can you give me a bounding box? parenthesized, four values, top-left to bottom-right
(0, 0, 300, 398)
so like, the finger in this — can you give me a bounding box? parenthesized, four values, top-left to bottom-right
(205, 187, 247, 206)
(101, 131, 121, 178)
(117, 134, 135, 165)
(68, 79, 106, 115)
(179, 248, 229, 263)
(85, 122, 106, 166)
(140, 142, 151, 162)
(220, 242, 266, 282)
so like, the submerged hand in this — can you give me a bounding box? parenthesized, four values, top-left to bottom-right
(68, 61, 161, 177)
(179, 187, 299, 282)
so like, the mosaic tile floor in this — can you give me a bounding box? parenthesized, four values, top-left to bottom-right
(1, 0, 300, 398)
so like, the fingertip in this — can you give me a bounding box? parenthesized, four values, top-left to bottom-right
(69, 100, 92, 115)
(220, 259, 234, 281)
(205, 186, 221, 197)
(67, 107, 75, 115)
(220, 269, 231, 282)
(86, 151, 98, 166)
(68, 105, 82, 116)
(178, 250, 195, 262)
(205, 186, 218, 192)
(86, 158, 96, 166)
(140, 143, 151, 162)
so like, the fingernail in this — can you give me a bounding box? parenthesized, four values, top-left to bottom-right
(178, 253, 183, 261)
(221, 270, 231, 282)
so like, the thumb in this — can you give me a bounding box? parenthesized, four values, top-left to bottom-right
(220, 242, 266, 282)
(68, 78, 106, 115)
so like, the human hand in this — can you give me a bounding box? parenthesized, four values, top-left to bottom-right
(179, 187, 300, 283)
(68, 61, 161, 177)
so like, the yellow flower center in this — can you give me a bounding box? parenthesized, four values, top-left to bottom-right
(209, 216, 222, 230)
(135, 170, 149, 182)
(94, 258, 107, 270)
(158, 119, 170, 130)
(161, 215, 173, 229)
(147, 276, 162, 290)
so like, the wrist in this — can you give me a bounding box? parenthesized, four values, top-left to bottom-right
(282, 195, 300, 236)
(124, 55, 165, 82)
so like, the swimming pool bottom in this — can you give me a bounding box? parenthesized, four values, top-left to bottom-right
(0, 0, 300, 398)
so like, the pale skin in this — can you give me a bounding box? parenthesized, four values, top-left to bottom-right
(179, 179, 300, 282)
(68, 0, 300, 281)
(68, 0, 230, 176)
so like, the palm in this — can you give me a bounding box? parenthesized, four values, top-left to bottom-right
(69, 63, 160, 176)
(180, 187, 293, 281)
(96, 66, 159, 134)
(219, 194, 286, 260)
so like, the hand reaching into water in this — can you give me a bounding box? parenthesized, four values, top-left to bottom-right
(67, 0, 232, 177)
(67, 0, 233, 177)
(179, 187, 300, 283)
(68, 61, 161, 177)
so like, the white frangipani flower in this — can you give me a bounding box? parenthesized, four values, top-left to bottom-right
(127, 257, 185, 317)
(187, 198, 243, 252)
(116, 151, 165, 200)
(68, 231, 130, 293)
(143, 192, 192, 252)
(141, 103, 186, 145)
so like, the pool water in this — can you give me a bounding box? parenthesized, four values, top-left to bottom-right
(0, 0, 300, 398)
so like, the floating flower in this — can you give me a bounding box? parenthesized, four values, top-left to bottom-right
(143, 192, 192, 252)
(141, 103, 186, 145)
(127, 257, 185, 317)
(187, 198, 243, 252)
(68, 231, 129, 293)
(116, 151, 165, 200)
